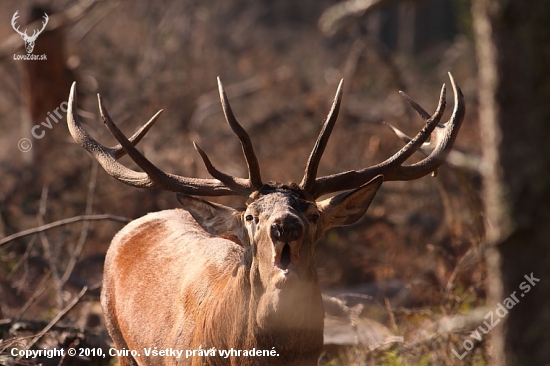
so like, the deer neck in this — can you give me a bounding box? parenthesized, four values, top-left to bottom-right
(245, 258, 324, 352)
(190, 254, 323, 355)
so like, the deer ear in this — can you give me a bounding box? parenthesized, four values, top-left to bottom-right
(318, 175, 383, 228)
(177, 193, 243, 235)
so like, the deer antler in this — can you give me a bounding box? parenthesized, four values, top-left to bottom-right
(67, 82, 259, 196)
(191, 78, 263, 196)
(301, 72, 465, 198)
(300, 79, 344, 192)
(68, 74, 464, 200)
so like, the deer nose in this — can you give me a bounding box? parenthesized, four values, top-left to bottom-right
(270, 216, 303, 242)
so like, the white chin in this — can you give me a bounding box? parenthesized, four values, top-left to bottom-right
(272, 267, 298, 288)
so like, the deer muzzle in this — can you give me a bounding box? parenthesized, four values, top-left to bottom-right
(270, 216, 302, 274)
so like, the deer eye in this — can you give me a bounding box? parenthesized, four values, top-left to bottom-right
(308, 213, 320, 224)
(245, 214, 254, 222)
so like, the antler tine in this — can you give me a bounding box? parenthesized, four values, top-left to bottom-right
(392, 72, 465, 177)
(67, 83, 151, 187)
(384, 121, 413, 143)
(384, 83, 447, 165)
(399, 90, 431, 120)
(97, 94, 238, 195)
(193, 142, 254, 196)
(309, 73, 464, 199)
(384, 84, 440, 152)
(217, 77, 263, 190)
(386, 73, 465, 159)
(300, 79, 344, 192)
(110, 109, 163, 159)
(67, 82, 237, 196)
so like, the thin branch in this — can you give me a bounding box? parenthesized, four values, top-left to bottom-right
(19, 286, 88, 355)
(384, 297, 398, 332)
(444, 245, 481, 304)
(392, 306, 491, 358)
(189, 67, 291, 129)
(60, 161, 98, 286)
(318, 0, 394, 37)
(341, 38, 365, 101)
(6, 235, 37, 280)
(69, 0, 120, 43)
(15, 272, 52, 320)
(37, 186, 63, 310)
(0, 214, 131, 246)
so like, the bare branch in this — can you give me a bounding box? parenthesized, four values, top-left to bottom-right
(19, 286, 88, 356)
(36, 186, 63, 310)
(319, 0, 394, 37)
(0, 214, 131, 246)
(15, 272, 52, 320)
(60, 160, 98, 286)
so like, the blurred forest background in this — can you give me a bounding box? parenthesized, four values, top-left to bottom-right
(0, 0, 544, 365)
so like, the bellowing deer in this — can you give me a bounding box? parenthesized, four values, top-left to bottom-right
(67, 74, 464, 366)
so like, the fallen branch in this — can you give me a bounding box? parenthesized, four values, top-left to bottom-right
(0, 214, 131, 246)
(20, 286, 88, 354)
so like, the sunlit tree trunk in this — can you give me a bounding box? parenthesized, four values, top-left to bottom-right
(473, 0, 550, 364)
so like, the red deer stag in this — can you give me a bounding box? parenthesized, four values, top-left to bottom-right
(67, 74, 464, 366)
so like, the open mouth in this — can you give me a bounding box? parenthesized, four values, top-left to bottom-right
(280, 244, 291, 270)
(274, 242, 297, 272)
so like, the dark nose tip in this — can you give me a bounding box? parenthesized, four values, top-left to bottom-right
(270, 217, 303, 242)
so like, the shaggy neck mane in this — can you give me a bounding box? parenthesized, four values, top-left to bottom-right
(189, 245, 324, 365)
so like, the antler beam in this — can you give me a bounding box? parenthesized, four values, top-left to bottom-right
(303, 72, 465, 198)
(68, 74, 464, 200)
(67, 82, 257, 196)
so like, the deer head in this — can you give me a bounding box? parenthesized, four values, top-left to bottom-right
(12, 10, 48, 54)
(67, 74, 464, 365)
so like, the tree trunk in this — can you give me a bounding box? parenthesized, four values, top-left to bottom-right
(473, 1, 550, 365)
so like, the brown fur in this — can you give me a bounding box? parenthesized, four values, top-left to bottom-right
(101, 177, 383, 365)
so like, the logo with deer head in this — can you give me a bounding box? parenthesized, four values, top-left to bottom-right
(11, 10, 48, 54)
